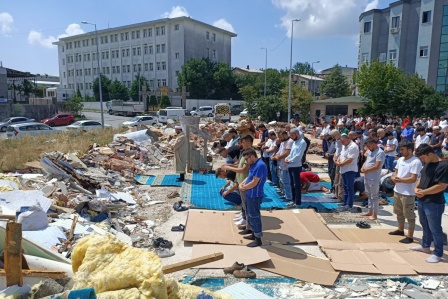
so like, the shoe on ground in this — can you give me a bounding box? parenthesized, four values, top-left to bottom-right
(155, 248, 175, 258)
(335, 206, 349, 213)
(349, 207, 362, 213)
(239, 229, 253, 235)
(409, 245, 431, 254)
(399, 237, 414, 244)
(234, 215, 243, 221)
(237, 224, 247, 230)
(246, 238, 262, 248)
(234, 218, 246, 225)
(223, 261, 245, 274)
(286, 202, 297, 209)
(426, 255, 442, 263)
(388, 230, 405, 236)
(233, 266, 256, 278)
(243, 234, 255, 240)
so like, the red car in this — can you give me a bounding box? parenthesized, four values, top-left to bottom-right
(41, 114, 75, 126)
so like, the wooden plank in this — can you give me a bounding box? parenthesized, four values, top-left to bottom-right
(5, 222, 22, 287)
(50, 204, 75, 215)
(68, 215, 79, 241)
(0, 215, 16, 220)
(0, 269, 66, 279)
(162, 252, 224, 274)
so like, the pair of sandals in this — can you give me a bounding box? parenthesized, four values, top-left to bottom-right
(356, 221, 371, 229)
(171, 224, 185, 232)
(153, 237, 173, 248)
(173, 201, 189, 212)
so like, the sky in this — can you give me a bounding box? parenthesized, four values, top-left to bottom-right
(0, 0, 396, 76)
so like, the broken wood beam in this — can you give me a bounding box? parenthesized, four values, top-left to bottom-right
(0, 269, 66, 280)
(5, 222, 22, 287)
(162, 252, 224, 274)
(68, 215, 79, 241)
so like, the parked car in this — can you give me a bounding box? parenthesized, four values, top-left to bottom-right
(0, 117, 35, 132)
(230, 105, 243, 115)
(66, 120, 111, 131)
(40, 114, 75, 126)
(190, 106, 214, 117)
(122, 115, 157, 127)
(6, 122, 62, 139)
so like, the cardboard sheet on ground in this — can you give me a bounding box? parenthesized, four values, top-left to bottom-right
(318, 240, 448, 275)
(183, 209, 336, 245)
(191, 244, 271, 268)
(254, 245, 339, 286)
(330, 228, 407, 243)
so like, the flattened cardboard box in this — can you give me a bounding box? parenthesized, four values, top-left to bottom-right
(318, 240, 448, 275)
(183, 209, 318, 245)
(191, 244, 271, 268)
(330, 228, 406, 243)
(292, 209, 339, 241)
(255, 245, 340, 286)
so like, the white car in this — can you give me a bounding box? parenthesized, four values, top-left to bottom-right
(6, 122, 62, 139)
(0, 117, 36, 132)
(190, 106, 214, 117)
(122, 116, 157, 127)
(66, 120, 111, 131)
(239, 108, 249, 117)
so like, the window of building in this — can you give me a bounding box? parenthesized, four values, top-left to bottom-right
(161, 26, 165, 35)
(162, 79, 167, 86)
(122, 66, 126, 73)
(422, 11, 432, 23)
(133, 64, 137, 72)
(100, 36, 104, 44)
(362, 52, 369, 63)
(213, 33, 216, 41)
(125, 32, 129, 40)
(156, 27, 160, 36)
(175, 24, 179, 30)
(121, 33, 124, 41)
(212, 50, 216, 59)
(149, 80, 154, 88)
(391, 16, 400, 28)
(131, 31, 135, 39)
(161, 44, 166, 53)
(156, 44, 160, 53)
(149, 45, 153, 54)
(206, 48, 210, 58)
(116, 66, 120, 73)
(126, 49, 130, 56)
(136, 30, 140, 38)
(389, 50, 397, 61)
(62, 46, 64, 52)
(157, 62, 161, 70)
(104, 36, 108, 43)
(62, 58, 65, 65)
(137, 47, 141, 55)
(82, 40, 85, 47)
(144, 63, 148, 71)
(157, 79, 162, 87)
(148, 28, 152, 36)
(127, 65, 130, 72)
(175, 52, 179, 59)
(143, 29, 147, 37)
(420, 46, 429, 57)
(63, 72, 66, 78)
(206, 31, 210, 40)
(144, 45, 148, 55)
(150, 63, 154, 71)
(138, 64, 141, 72)
(133, 48, 136, 56)
(363, 21, 371, 33)
(162, 61, 166, 70)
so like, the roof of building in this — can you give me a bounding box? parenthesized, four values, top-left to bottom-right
(233, 67, 264, 74)
(55, 16, 237, 44)
(312, 96, 365, 103)
(36, 81, 60, 85)
(4, 67, 36, 78)
(294, 74, 323, 81)
(318, 66, 357, 74)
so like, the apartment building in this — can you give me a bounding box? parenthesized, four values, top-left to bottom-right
(53, 16, 236, 98)
(359, 0, 448, 94)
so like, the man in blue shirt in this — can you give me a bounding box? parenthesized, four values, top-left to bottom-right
(285, 128, 307, 208)
(239, 149, 267, 247)
(401, 122, 414, 141)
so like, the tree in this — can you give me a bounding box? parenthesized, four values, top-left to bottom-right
(256, 95, 286, 122)
(178, 58, 215, 99)
(92, 74, 112, 101)
(76, 88, 82, 98)
(109, 80, 129, 101)
(35, 85, 45, 98)
(160, 95, 171, 108)
(212, 62, 238, 100)
(149, 95, 158, 111)
(65, 95, 84, 116)
(280, 84, 313, 120)
(129, 74, 149, 101)
(239, 85, 258, 115)
(319, 64, 351, 98)
(292, 62, 315, 75)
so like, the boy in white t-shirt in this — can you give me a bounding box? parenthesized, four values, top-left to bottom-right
(384, 132, 398, 172)
(414, 127, 429, 150)
(389, 140, 423, 244)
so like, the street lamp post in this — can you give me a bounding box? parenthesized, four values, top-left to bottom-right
(311, 60, 320, 97)
(81, 21, 104, 128)
(288, 19, 300, 122)
(261, 47, 267, 99)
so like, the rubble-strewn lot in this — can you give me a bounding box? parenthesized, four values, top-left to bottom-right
(1, 120, 448, 298)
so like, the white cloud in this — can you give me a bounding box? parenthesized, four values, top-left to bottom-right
(213, 18, 235, 33)
(0, 12, 13, 34)
(272, 0, 378, 38)
(365, 0, 379, 12)
(28, 23, 84, 49)
(162, 6, 190, 18)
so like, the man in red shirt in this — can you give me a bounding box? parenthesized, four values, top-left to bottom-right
(300, 172, 330, 193)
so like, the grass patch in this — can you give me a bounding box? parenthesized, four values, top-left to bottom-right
(0, 127, 125, 171)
